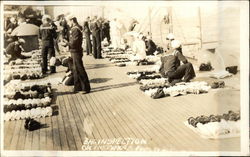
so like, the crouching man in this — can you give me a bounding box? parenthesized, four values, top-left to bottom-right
(5, 38, 30, 63)
(159, 40, 196, 85)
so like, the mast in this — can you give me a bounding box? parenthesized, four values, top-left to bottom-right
(148, 6, 152, 37)
(169, 6, 173, 33)
(198, 6, 203, 49)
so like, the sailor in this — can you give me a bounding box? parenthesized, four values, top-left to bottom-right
(102, 19, 111, 44)
(5, 17, 18, 34)
(90, 16, 102, 59)
(144, 35, 157, 56)
(159, 40, 196, 85)
(67, 15, 91, 93)
(110, 18, 122, 50)
(166, 33, 175, 52)
(39, 14, 57, 74)
(132, 33, 147, 61)
(5, 38, 30, 62)
(83, 17, 92, 55)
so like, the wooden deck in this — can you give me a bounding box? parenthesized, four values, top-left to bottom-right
(3, 54, 240, 151)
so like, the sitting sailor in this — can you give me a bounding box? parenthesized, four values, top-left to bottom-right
(5, 38, 30, 63)
(159, 40, 196, 85)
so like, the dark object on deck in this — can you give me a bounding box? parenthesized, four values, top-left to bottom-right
(226, 66, 238, 74)
(137, 75, 162, 81)
(199, 63, 213, 71)
(116, 63, 126, 67)
(187, 111, 240, 128)
(151, 88, 165, 99)
(211, 81, 225, 89)
(188, 117, 198, 127)
(140, 84, 170, 91)
(127, 71, 156, 75)
(24, 118, 41, 131)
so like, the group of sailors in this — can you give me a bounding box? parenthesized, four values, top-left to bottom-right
(4, 9, 196, 94)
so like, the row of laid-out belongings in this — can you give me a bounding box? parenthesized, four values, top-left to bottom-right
(4, 97, 52, 108)
(8, 59, 41, 66)
(7, 64, 41, 70)
(4, 73, 43, 82)
(143, 81, 211, 98)
(4, 84, 52, 99)
(114, 59, 156, 67)
(106, 54, 133, 59)
(185, 110, 240, 139)
(4, 67, 41, 74)
(4, 106, 53, 121)
(110, 58, 131, 63)
(6, 79, 53, 87)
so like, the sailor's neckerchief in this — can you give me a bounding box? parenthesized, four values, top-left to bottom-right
(162, 49, 179, 57)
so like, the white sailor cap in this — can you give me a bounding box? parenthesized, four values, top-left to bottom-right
(18, 38, 25, 43)
(171, 40, 181, 49)
(166, 33, 175, 40)
(42, 14, 51, 21)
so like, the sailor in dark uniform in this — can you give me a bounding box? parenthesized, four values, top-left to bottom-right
(102, 19, 111, 44)
(39, 15, 57, 74)
(90, 16, 102, 59)
(159, 40, 196, 85)
(83, 17, 92, 55)
(144, 36, 157, 56)
(67, 15, 91, 93)
(5, 38, 30, 63)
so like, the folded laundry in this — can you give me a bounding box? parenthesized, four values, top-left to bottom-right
(140, 84, 170, 91)
(139, 78, 168, 86)
(143, 81, 211, 98)
(4, 106, 53, 121)
(186, 110, 240, 139)
(209, 70, 233, 79)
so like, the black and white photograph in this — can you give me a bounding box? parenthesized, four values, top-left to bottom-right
(0, 1, 249, 156)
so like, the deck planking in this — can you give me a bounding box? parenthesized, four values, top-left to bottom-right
(3, 54, 240, 151)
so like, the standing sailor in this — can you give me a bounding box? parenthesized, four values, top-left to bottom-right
(83, 17, 92, 55)
(67, 15, 91, 93)
(90, 16, 102, 59)
(39, 15, 57, 74)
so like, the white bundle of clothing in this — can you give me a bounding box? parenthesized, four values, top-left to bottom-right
(196, 119, 240, 138)
(163, 81, 211, 97)
(4, 107, 53, 121)
(139, 78, 167, 86)
(4, 97, 52, 106)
